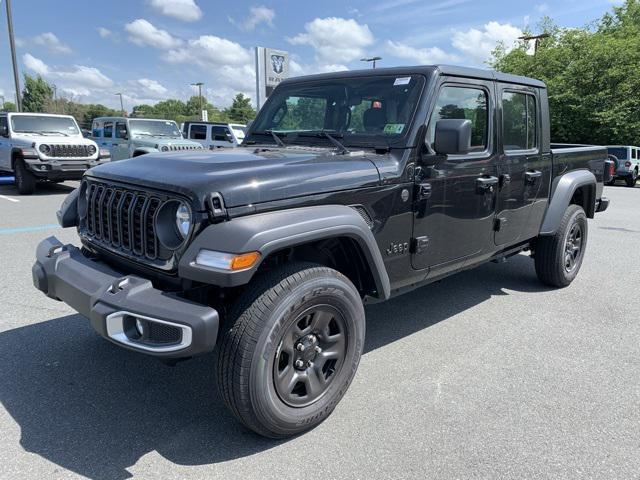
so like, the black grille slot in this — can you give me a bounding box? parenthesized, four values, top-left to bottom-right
(83, 180, 168, 264)
(146, 321, 182, 344)
(352, 206, 374, 228)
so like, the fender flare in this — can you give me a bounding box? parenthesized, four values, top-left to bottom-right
(179, 205, 391, 299)
(539, 169, 596, 235)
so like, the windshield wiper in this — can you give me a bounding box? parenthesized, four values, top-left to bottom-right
(298, 131, 350, 154)
(263, 130, 286, 148)
(39, 130, 69, 136)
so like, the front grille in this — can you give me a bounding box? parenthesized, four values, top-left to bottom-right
(166, 145, 201, 151)
(49, 144, 93, 158)
(84, 181, 164, 261)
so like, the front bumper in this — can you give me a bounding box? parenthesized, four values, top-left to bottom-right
(25, 157, 109, 179)
(32, 236, 219, 358)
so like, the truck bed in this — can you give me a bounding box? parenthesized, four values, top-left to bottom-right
(550, 143, 608, 201)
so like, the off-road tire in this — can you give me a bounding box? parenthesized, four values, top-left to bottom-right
(217, 262, 365, 438)
(535, 204, 588, 287)
(14, 159, 36, 195)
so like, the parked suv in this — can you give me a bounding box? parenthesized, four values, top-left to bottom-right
(92, 117, 203, 160)
(34, 66, 610, 438)
(182, 121, 246, 149)
(606, 145, 639, 187)
(0, 112, 108, 194)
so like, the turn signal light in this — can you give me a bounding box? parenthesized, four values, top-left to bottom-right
(195, 249, 261, 271)
(230, 252, 261, 270)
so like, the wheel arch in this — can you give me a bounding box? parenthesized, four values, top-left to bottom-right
(539, 170, 596, 235)
(179, 205, 391, 300)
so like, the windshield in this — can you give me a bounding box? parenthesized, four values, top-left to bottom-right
(10, 115, 80, 135)
(129, 119, 182, 137)
(607, 147, 628, 159)
(249, 74, 425, 147)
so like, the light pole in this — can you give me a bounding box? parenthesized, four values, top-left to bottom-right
(360, 56, 382, 69)
(115, 93, 124, 115)
(0, 94, 4, 111)
(518, 33, 550, 55)
(5, 0, 22, 111)
(191, 82, 204, 120)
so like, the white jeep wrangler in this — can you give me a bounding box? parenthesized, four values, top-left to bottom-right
(0, 112, 109, 194)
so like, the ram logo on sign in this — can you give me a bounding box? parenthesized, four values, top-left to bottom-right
(255, 47, 290, 108)
(271, 54, 285, 74)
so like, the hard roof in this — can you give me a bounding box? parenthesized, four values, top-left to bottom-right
(280, 65, 546, 89)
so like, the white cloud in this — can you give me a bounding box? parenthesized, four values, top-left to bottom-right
(23, 53, 50, 75)
(22, 53, 113, 99)
(33, 32, 72, 55)
(147, 0, 202, 22)
(125, 19, 182, 49)
(231, 5, 275, 31)
(98, 27, 112, 38)
(535, 3, 549, 13)
(386, 40, 459, 64)
(451, 21, 523, 65)
(137, 78, 168, 96)
(289, 17, 374, 64)
(166, 35, 251, 67)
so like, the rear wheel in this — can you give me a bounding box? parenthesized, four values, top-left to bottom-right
(14, 159, 36, 195)
(625, 169, 638, 187)
(217, 262, 365, 438)
(535, 204, 588, 287)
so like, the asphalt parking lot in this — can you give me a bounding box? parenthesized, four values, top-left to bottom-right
(0, 180, 638, 480)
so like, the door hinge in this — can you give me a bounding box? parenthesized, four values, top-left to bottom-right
(412, 236, 429, 253)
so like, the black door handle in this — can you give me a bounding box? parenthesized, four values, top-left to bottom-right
(476, 176, 499, 193)
(525, 170, 542, 184)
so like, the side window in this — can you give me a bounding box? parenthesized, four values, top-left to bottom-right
(92, 121, 101, 137)
(502, 91, 537, 151)
(190, 124, 207, 140)
(103, 122, 113, 138)
(115, 121, 128, 139)
(427, 86, 488, 152)
(0, 116, 8, 136)
(212, 126, 231, 141)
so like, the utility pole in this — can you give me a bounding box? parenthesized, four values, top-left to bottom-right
(52, 84, 57, 113)
(361, 56, 382, 69)
(518, 33, 550, 55)
(0, 94, 4, 111)
(5, 0, 22, 111)
(115, 92, 124, 115)
(191, 82, 204, 120)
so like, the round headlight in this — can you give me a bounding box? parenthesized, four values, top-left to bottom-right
(39, 144, 51, 155)
(161, 145, 169, 152)
(175, 203, 191, 238)
(87, 145, 97, 155)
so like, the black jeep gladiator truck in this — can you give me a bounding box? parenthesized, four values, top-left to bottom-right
(33, 65, 611, 438)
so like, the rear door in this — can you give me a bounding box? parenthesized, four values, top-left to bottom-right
(494, 86, 548, 245)
(188, 123, 209, 148)
(412, 78, 499, 273)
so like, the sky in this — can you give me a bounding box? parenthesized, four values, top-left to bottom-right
(0, 0, 624, 111)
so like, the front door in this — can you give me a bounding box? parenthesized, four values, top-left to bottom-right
(412, 79, 499, 273)
(0, 116, 10, 170)
(112, 121, 130, 160)
(494, 86, 547, 245)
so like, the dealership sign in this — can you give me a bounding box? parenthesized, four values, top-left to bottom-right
(255, 47, 290, 109)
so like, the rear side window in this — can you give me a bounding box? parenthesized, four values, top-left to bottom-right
(502, 92, 537, 151)
(103, 122, 113, 138)
(0, 116, 8, 135)
(427, 86, 488, 152)
(190, 124, 207, 140)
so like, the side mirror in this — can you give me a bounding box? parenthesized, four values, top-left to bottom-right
(434, 119, 472, 155)
(0, 125, 8, 137)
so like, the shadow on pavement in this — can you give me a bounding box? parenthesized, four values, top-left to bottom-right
(0, 255, 550, 479)
(0, 181, 76, 197)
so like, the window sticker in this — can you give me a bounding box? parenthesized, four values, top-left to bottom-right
(393, 77, 411, 86)
(383, 123, 405, 134)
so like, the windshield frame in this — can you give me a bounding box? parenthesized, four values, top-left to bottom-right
(10, 114, 81, 136)
(128, 119, 183, 138)
(246, 74, 427, 149)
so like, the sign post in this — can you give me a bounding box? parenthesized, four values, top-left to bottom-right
(255, 47, 289, 110)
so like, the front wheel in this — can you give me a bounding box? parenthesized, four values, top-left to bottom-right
(625, 170, 637, 187)
(217, 262, 365, 438)
(534, 204, 588, 287)
(14, 159, 36, 195)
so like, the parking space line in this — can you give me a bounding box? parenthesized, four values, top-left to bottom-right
(0, 195, 19, 203)
(0, 224, 61, 235)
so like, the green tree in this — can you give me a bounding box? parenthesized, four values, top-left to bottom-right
(21, 74, 54, 113)
(491, 1, 640, 145)
(224, 93, 256, 123)
(1, 101, 17, 112)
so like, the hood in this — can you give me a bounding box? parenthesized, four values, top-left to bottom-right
(132, 136, 201, 148)
(87, 146, 381, 208)
(12, 133, 96, 146)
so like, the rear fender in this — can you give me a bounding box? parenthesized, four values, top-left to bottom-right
(539, 170, 596, 235)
